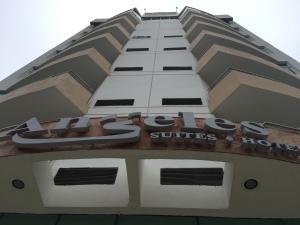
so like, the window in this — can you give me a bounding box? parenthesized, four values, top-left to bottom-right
(114, 67, 143, 71)
(257, 45, 265, 50)
(161, 168, 224, 186)
(277, 61, 288, 66)
(164, 47, 187, 51)
(126, 48, 149, 52)
(218, 15, 233, 23)
(164, 35, 183, 38)
(132, 35, 151, 39)
(163, 66, 192, 71)
(162, 98, 202, 105)
(95, 99, 135, 106)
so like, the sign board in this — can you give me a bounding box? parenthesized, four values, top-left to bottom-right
(0, 112, 299, 162)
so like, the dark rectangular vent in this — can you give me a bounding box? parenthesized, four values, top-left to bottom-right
(132, 35, 151, 39)
(161, 168, 224, 186)
(162, 98, 202, 105)
(163, 66, 192, 71)
(126, 48, 149, 52)
(54, 167, 118, 185)
(164, 47, 187, 51)
(114, 67, 143, 71)
(164, 35, 183, 38)
(95, 99, 134, 106)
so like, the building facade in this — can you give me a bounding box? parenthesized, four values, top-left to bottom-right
(0, 6, 300, 224)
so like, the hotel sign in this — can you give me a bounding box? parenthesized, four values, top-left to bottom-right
(0, 112, 299, 159)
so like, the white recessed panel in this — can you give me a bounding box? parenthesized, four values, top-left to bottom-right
(139, 159, 234, 209)
(157, 38, 190, 52)
(124, 39, 156, 52)
(33, 158, 129, 207)
(148, 106, 211, 115)
(112, 53, 155, 74)
(154, 52, 196, 73)
(147, 112, 213, 118)
(158, 29, 185, 39)
(131, 29, 158, 39)
(136, 21, 160, 30)
(159, 20, 182, 29)
(90, 76, 152, 107)
(149, 75, 209, 107)
(87, 107, 148, 117)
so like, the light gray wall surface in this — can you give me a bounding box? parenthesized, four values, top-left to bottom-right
(88, 19, 211, 117)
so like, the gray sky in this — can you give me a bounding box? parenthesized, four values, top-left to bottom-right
(0, 0, 299, 81)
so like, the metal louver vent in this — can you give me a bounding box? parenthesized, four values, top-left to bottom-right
(160, 168, 224, 186)
(54, 167, 118, 185)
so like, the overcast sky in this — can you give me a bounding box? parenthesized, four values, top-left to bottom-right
(0, 0, 299, 81)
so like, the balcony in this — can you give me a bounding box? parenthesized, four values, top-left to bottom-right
(45, 33, 122, 65)
(109, 10, 140, 26)
(180, 8, 218, 24)
(186, 21, 248, 44)
(196, 45, 300, 89)
(9, 48, 110, 93)
(209, 70, 300, 126)
(95, 15, 136, 34)
(183, 14, 236, 34)
(78, 23, 130, 46)
(191, 30, 277, 64)
(0, 73, 91, 128)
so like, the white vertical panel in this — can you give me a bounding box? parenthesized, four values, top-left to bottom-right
(87, 18, 211, 117)
(90, 76, 152, 107)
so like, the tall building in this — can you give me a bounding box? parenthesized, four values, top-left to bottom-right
(0, 6, 300, 224)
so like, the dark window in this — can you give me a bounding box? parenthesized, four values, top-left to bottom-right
(277, 61, 288, 66)
(114, 67, 143, 71)
(164, 35, 183, 38)
(257, 45, 265, 50)
(161, 168, 224, 186)
(218, 15, 233, 23)
(164, 47, 187, 51)
(95, 99, 135, 106)
(126, 48, 149, 52)
(54, 167, 118, 185)
(162, 98, 202, 105)
(163, 66, 192, 71)
(132, 35, 151, 39)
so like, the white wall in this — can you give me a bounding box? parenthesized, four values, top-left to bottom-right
(87, 19, 212, 117)
(32, 158, 129, 207)
(139, 159, 233, 209)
